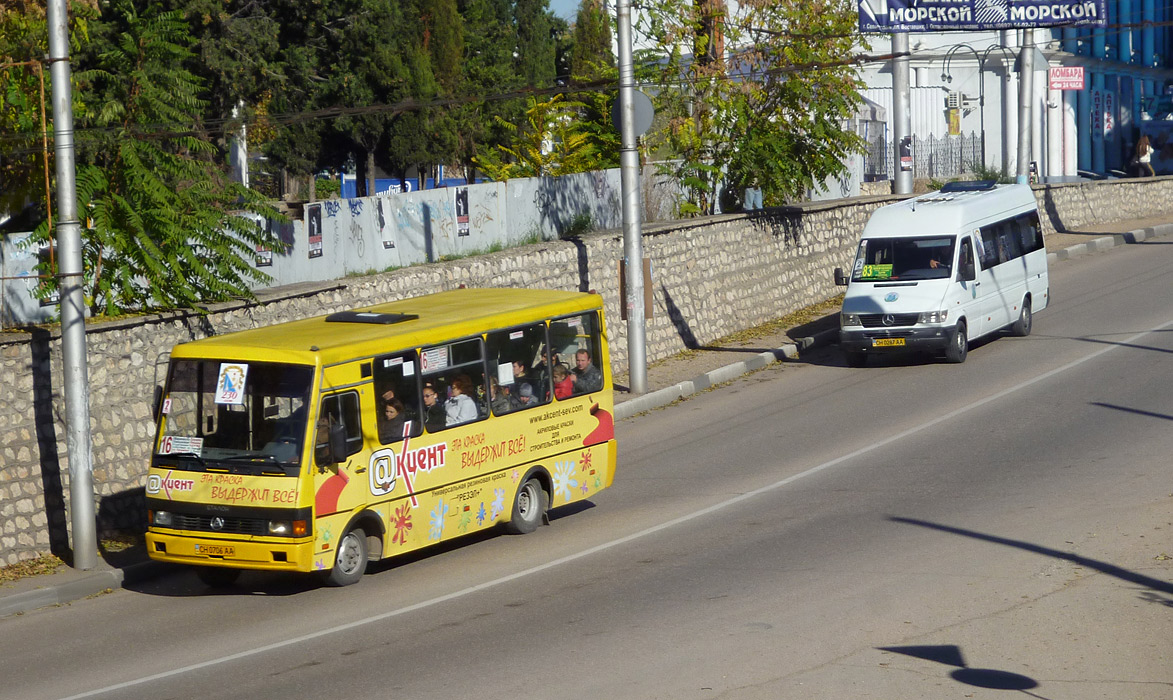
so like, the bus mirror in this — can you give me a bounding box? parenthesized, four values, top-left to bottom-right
(961, 261, 976, 281)
(833, 267, 848, 286)
(152, 386, 163, 422)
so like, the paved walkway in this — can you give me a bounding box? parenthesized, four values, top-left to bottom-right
(2, 214, 1171, 618)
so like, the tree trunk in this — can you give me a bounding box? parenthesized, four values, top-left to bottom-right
(308, 173, 316, 202)
(366, 151, 377, 197)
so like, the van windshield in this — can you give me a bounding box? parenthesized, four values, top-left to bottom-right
(852, 236, 956, 281)
(153, 359, 314, 475)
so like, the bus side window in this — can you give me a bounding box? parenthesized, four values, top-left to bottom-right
(485, 322, 549, 413)
(550, 311, 605, 398)
(421, 338, 488, 430)
(373, 351, 422, 444)
(315, 392, 362, 465)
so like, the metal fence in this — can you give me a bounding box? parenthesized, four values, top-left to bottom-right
(867, 133, 982, 181)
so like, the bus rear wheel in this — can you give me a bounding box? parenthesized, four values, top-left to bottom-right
(324, 527, 368, 587)
(507, 477, 548, 535)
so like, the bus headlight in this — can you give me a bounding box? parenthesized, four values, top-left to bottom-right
(918, 310, 949, 324)
(841, 312, 862, 327)
(268, 520, 308, 537)
(152, 510, 173, 527)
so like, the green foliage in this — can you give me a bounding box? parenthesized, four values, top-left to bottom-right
(474, 94, 615, 180)
(969, 163, 1015, 183)
(640, 0, 868, 214)
(24, 1, 284, 315)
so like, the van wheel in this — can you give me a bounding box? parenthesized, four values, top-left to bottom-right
(945, 321, 968, 363)
(845, 352, 867, 368)
(506, 477, 548, 535)
(324, 527, 368, 587)
(195, 566, 241, 588)
(1010, 299, 1032, 337)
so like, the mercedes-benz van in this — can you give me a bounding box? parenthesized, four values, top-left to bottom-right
(834, 181, 1048, 366)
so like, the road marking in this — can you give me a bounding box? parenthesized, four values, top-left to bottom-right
(60, 319, 1173, 700)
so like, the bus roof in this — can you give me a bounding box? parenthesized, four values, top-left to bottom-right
(169, 288, 602, 366)
(861, 183, 1037, 239)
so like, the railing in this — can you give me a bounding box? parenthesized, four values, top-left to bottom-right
(867, 133, 982, 181)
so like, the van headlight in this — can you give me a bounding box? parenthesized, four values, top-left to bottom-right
(918, 310, 949, 324)
(841, 312, 862, 327)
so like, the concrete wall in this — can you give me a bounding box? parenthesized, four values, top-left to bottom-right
(3, 177, 1173, 566)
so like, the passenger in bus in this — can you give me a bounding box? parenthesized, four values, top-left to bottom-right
(552, 364, 574, 399)
(490, 377, 520, 415)
(445, 374, 479, 426)
(422, 383, 446, 433)
(511, 358, 538, 396)
(378, 398, 407, 443)
(516, 383, 537, 407)
(572, 348, 603, 394)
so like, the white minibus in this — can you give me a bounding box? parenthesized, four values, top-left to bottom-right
(834, 181, 1048, 366)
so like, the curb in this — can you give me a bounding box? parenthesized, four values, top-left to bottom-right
(614, 327, 839, 421)
(0, 559, 173, 619)
(1046, 222, 1173, 263)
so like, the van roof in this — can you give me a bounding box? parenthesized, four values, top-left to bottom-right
(862, 183, 1037, 239)
(169, 287, 601, 366)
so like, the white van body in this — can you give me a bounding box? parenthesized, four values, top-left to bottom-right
(836, 182, 1048, 365)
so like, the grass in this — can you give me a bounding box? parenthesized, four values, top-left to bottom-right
(713, 294, 844, 346)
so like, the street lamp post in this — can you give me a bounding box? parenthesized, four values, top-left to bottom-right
(942, 44, 985, 170)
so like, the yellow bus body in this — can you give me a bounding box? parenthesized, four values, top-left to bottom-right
(145, 288, 617, 584)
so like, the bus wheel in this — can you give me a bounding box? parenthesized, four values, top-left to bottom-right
(507, 478, 548, 535)
(195, 566, 241, 588)
(1010, 298, 1032, 337)
(325, 527, 368, 587)
(945, 320, 968, 363)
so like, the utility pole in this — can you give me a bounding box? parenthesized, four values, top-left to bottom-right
(616, 0, 647, 395)
(1016, 29, 1034, 184)
(47, 0, 97, 569)
(892, 32, 913, 195)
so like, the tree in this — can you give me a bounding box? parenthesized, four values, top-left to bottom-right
(26, 1, 283, 315)
(640, 0, 867, 215)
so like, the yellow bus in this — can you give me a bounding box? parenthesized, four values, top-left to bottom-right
(145, 288, 617, 587)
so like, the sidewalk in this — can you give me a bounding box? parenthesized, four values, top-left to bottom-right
(3, 215, 1171, 618)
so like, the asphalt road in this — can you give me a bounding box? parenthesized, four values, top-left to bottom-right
(3, 239, 1171, 700)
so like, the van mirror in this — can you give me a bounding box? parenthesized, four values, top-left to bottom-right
(833, 267, 849, 286)
(961, 261, 976, 281)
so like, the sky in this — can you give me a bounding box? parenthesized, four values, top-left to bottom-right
(549, 0, 579, 21)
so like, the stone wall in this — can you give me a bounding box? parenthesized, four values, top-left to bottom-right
(2, 176, 1172, 566)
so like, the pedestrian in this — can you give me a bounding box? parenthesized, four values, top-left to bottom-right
(1137, 135, 1155, 177)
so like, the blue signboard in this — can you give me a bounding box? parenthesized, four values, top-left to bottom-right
(858, 0, 1107, 32)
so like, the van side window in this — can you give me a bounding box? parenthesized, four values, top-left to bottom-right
(316, 391, 362, 464)
(1018, 212, 1044, 254)
(420, 337, 488, 431)
(979, 226, 1000, 269)
(958, 237, 974, 278)
(373, 351, 422, 444)
(485, 322, 549, 413)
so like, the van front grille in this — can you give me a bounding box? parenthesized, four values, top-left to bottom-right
(860, 313, 919, 328)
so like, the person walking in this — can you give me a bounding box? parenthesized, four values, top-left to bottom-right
(1137, 135, 1155, 177)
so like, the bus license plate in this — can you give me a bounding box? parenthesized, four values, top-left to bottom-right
(195, 544, 235, 557)
(872, 338, 905, 347)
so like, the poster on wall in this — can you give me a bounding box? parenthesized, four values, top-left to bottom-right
(455, 187, 470, 237)
(254, 245, 272, 267)
(377, 197, 395, 250)
(1104, 90, 1116, 142)
(307, 203, 323, 258)
(1091, 89, 1104, 142)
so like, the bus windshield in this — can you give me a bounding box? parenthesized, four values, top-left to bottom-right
(852, 236, 956, 281)
(154, 359, 314, 475)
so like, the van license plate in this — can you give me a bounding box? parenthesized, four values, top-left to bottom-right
(195, 544, 235, 557)
(872, 338, 905, 347)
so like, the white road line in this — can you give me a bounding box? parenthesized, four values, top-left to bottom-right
(61, 319, 1173, 700)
